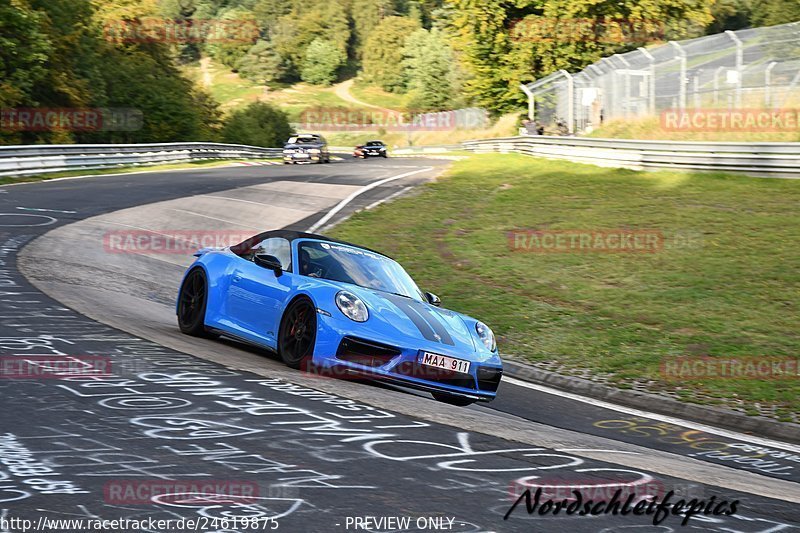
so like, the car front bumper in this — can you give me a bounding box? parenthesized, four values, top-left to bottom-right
(284, 153, 321, 163)
(313, 312, 503, 401)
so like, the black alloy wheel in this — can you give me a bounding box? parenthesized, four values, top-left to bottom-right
(278, 298, 317, 369)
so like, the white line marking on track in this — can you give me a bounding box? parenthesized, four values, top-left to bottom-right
(365, 186, 413, 211)
(556, 449, 640, 454)
(167, 208, 263, 229)
(308, 167, 433, 232)
(200, 195, 273, 207)
(503, 375, 800, 453)
(0, 213, 57, 227)
(17, 206, 77, 214)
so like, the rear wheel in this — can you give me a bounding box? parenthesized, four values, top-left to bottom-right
(278, 298, 317, 369)
(177, 269, 218, 338)
(432, 392, 475, 407)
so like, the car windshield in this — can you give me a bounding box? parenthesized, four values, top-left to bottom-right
(297, 240, 422, 300)
(366, 141, 384, 146)
(288, 136, 317, 144)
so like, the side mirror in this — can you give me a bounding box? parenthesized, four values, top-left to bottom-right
(425, 292, 441, 307)
(254, 254, 283, 275)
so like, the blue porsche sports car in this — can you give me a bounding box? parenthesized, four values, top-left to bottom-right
(176, 230, 503, 406)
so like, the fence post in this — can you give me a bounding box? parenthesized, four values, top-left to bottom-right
(638, 47, 656, 115)
(562, 70, 575, 134)
(765, 61, 777, 108)
(669, 41, 687, 110)
(713, 66, 725, 106)
(614, 54, 631, 118)
(520, 83, 535, 122)
(599, 57, 615, 118)
(725, 30, 743, 107)
(693, 70, 702, 108)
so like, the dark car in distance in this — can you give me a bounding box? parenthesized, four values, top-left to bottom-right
(354, 140, 388, 159)
(283, 134, 331, 164)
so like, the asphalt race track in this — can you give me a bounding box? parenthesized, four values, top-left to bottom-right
(0, 157, 798, 533)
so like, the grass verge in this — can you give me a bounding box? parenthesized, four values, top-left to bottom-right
(329, 153, 800, 420)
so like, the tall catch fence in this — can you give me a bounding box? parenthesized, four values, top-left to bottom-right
(521, 22, 800, 134)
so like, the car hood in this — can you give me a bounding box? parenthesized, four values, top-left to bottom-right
(284, 143, 323, 149)
(349, 286, 477, 354)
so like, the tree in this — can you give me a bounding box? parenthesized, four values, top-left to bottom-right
(350, 0, 394, 58)
(445, 0, 713, 114)
(0, 0, 51, 108)
(0, 0, 222, 145)
(272, 0, 350, 77)
(221, 101, 292, 147)
(238, 39, 289, 83)
(301, 39, 346, 85)
(751, 0, 800, 26)
(204, 7, 260, 70)
(362, 16, 421, 92)
(402, 28, 455, 110)
(252, 0, 293, 27)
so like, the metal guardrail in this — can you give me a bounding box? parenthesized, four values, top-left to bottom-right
(392, 145, 464, 155)
(462, 136, 800, 177)
(0, 142, 282, 178)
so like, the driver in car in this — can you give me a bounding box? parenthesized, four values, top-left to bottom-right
(299, 249, 323, 278)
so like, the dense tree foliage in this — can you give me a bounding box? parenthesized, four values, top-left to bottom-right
(0, 0, 221, 144)
(402, 28, 457, 110)
(301, 39, 347, 86)
(362, 16, 422, 92)
(1, 0, 793, 145)
(221, 101, 291, 147)
(238, 39, 288, 84)
(445, 0, 714, 113)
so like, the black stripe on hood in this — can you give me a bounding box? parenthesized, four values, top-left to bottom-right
(382, 294, 455, 346)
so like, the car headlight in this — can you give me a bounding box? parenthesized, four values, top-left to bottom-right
(283, 149, 293, 154)
(475, 321, 496, 352)
(336, 291, 369, 322)
(308, 148, 321, 154)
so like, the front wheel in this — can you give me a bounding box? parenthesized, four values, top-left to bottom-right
(432, 392, 475, 407)
(278, 298, 317, 369)
(177, 269, 218, 338)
